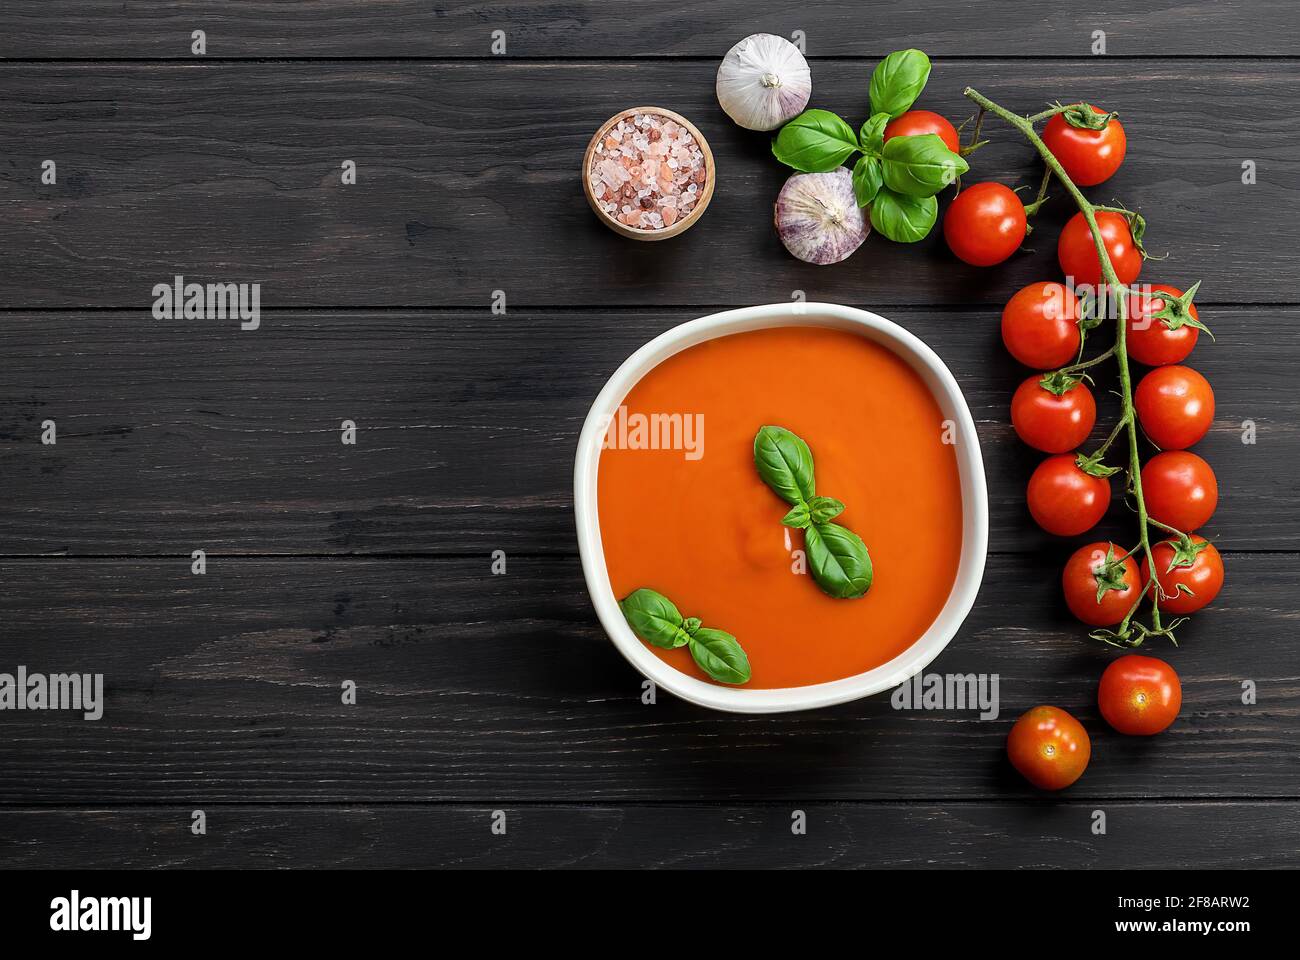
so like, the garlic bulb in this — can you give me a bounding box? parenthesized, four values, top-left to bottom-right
(716, 34, 812, 131)
(774, 169, 869, 265)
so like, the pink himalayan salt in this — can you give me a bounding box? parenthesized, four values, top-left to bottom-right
(589, 112, 707, 231)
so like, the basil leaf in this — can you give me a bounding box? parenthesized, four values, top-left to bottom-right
(805, 521, 873, 599)
(881, 134, 969, 197)
(781, 502, 811, 529)
(753, 425, 816, 505)
(859, 112, 890, 153)
(619, 588, 689, 649)
(852, 154, 883, 207)
(688, 628, 752, 685)
(807, 495, 845, 524)
(771, 109, 859, 173)
(868, 49, 931, 118)
(869, 188, 937, 243)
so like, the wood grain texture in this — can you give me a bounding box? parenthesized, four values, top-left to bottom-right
(3, 1, 1298, 58)
(0, 554, 1290, 804)
(1, 802, 1294, 869)
(0, 60, 1295, 307)
(1, 308, 1288, 556)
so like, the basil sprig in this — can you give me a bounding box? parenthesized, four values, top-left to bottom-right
(618, 588, 751, 685)
(769, 47, 965, 244)
(753, 426, 874, 600)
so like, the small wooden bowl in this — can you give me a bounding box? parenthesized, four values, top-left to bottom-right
(582, 106, 715, 241)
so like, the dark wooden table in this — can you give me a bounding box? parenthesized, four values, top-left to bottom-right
(1, 2, 1297, 869)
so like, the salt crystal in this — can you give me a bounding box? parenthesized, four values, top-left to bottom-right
(589, 111, 708, 230)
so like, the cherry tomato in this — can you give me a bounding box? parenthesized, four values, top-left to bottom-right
(944, 182, 1027, 267)
(1001, 282, 1081, 369)
(1141, 451, 1218, 531)
(1027, 454, 1110, 536)
(1041, 106, 1127, 187)
(1135, 365, 1215, 450)
(1144, 534, 1224, 615)
(883, 110, 960, 153)
(1098, 655, 1181, 736)
(1057, 210, 1142, 288)
(1126, 284, 1201, 366)
(1007, 706, 1091, 791)
(1062, 541, 1141, 626)
(1011, 375, 1096, 453)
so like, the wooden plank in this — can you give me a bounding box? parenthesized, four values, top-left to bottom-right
(1, 308, 1290, 555)
(0, 60, 1294, 307)
(1, 802, 1295, 868)
(0, 553, 1289, 804)
(2, 1, 1297, 59)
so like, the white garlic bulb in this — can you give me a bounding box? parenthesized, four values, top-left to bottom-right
(716, 34, 812, 131)
(774, 169, 869, 265)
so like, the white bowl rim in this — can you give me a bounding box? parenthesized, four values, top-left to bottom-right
(573, 302, 989, 714)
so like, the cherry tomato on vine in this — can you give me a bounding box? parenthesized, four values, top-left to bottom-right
(1057, 210, 1143, 287)
(1141, 451, 1218, 531)
(1001, 282, 1081, 369)
(944, 182, 1027, 267)
(1006, 705, 1091, 791)
(1011, 374, 1096, 453)
(1098, 655, 1181, 736)
(1144, 534, 1224, 615)
(1063, 541, 1141, 627)
(1135, 365, 1215, 450)
(884, 110, 960, 153)
(1027, 454, 1111, 536)
(1126, 284, 1202, 366)
(1041, 106, 1127, 187)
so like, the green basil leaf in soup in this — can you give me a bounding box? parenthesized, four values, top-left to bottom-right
(807, 495, 846, 524)
(753, 425, 817, 505)
(869, 48, 932, 118)
(805, 521, 873, 599)
(869, 188, 938, 243)
(688, 628, 752, 685)
(852, 154, 883, 208)
(771, 109, 860, 173)
(859, 112, 891, 154)
(781, 502, 812, 529)
(619, 588, 689, 648)
(881, 134, 969, 197)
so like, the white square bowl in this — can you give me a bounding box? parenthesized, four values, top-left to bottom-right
(574, 302, 988, 713)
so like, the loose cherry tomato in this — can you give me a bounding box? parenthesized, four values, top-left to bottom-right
(1041, 106, 1127, 187)
(883, 110, 960, 153)
(1001, 282, 1081, 369)
(1141, 451, 1218, 531)
(1011, 374, 1096, 453)
(1098, 655, 1181, 736)
(944, 182, 1027, 267)
(1063, 541, 1141, 626)
(1027, 454, 1110, 536)
(1126, 284, 1202, 366)
(1007, 706, 1091, 791)
(1144, 534, 1224, 615)
(1057, 210, 1142, 287)
(1135, 365, 1214, 450)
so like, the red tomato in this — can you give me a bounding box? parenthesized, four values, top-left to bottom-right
(1001, 282, 1081, 369)
(1126, 284, 1201, 366)
(1007, 706, 1091, 791)
(1098, 655, 1181, 736)
(1027, 454, 1110, 536)
(1135, 365, 1215, 450)
(1011, 375, 1096, 453)
(1141, 451, 1218, 531)
(1062, 541, 1141, 626)
(944, 183, 1027, 267)
(883, 110, 960, 153)
(1144, 535, 1224, 615)
(1057, 210, 1142, 288)
(1041, 106, 1127, 187)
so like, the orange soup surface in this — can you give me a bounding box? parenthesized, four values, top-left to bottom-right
(598, 325, 964, 689)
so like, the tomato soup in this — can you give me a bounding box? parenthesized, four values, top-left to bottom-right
(597, 325, 964, 689)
